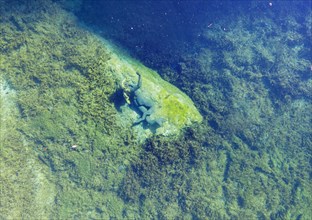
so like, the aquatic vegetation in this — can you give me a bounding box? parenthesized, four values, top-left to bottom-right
(167, 3, 311, 219)
(0, 0, 202, 219)
(0, 1, 128, 218)
(1, 0, 311, 219)
(89, 1, 311, 219)
(0, 78, 56, 219)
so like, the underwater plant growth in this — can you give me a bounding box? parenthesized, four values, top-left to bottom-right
(78, 0, 312, 219)
(1, 0, 311, 219)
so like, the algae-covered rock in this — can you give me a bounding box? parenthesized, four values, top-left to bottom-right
(105, 52, 202, 135)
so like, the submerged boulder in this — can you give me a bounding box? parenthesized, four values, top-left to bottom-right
(105, 49, 202, 135)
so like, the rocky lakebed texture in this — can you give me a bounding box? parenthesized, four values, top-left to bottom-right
(0, 0, 311, 219)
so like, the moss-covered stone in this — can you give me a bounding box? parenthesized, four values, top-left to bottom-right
(105, 53, 202, 135)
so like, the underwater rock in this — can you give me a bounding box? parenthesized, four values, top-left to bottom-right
(106, 48, 203, 135)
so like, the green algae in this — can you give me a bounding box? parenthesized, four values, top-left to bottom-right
(1, 1, 128, 218)
(104, 2, 311, 219)
(0, 0, 202, 219)
(1, 0, 311, 219)
(156, 3, 311, 219)
(0, 78, 56, 219)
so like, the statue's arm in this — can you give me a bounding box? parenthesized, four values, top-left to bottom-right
(135, 72, 142, 90)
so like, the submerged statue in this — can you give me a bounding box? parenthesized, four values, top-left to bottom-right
(122, 72, 165, 127)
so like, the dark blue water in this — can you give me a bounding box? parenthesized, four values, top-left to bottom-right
(78, 1, 311, 76)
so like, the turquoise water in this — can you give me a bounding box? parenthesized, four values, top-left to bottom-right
(1, 0, 311, 219)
